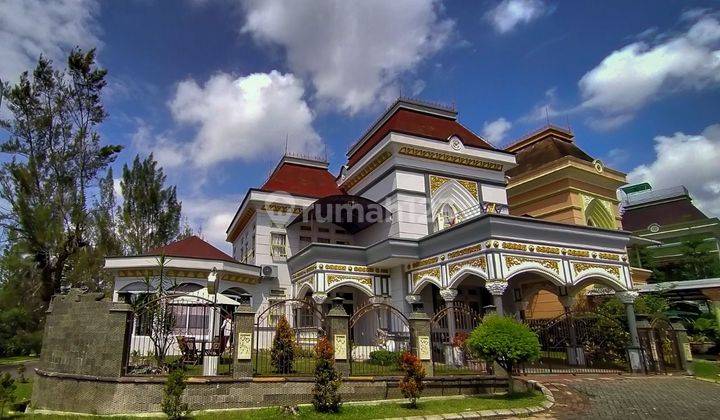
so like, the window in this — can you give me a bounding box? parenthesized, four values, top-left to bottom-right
(300, 225, 312, 231)
(271, 233, 287, 258)
(299, 236, 312, 247)
(336, 240, 349, 245)
(318, 227, 330, 233)
(335, 229, 347, 235)
(317, 237, 331, 243)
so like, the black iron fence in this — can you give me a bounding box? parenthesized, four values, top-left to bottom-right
(430, 303, 492, 375)
(125, 293, 235, 376)
(348, 302, 411, 376)
(521, 310, 631, 374)
(252, 299, 326, 376)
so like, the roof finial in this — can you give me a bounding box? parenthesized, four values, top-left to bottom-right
(284, 133, 289, 155)
(545, 106, 550, 126)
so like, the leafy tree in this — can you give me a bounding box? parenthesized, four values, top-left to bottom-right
(398, 351, 425, 408)
(0, 373, 16, 419)
(466, 315, 540, 393)
(161, 369, 188, 420)
(270, 315, 296, 374)
(0, 49, 122, 306)
(312, 336, 342, 413)
(119, 153, 181, 254)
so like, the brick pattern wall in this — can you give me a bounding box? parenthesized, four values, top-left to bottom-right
(38, 290, 131, 377)
(32, 373, 506, 415)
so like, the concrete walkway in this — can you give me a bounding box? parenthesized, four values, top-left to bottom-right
(526, 375, 720, 419)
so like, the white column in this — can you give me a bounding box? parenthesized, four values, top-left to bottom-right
(439, 288, 459, 340)
(616, 290, 643, 372)
(485, 281, 508, 316)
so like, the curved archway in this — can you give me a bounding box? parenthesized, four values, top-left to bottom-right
(169, 282, 203, 293)
(505, 266, 565, 288)
(325, 280, 374, 297)
(119, 281, 154, 293)
(585, 199, 615, 229)
(572, 273, 627, 293)
(294, 281, 315, 299)
(431, 180, 478, 229)
(413, 276, 442, 295)
(447, 267, 488, 290)
(221, 286, 251, 304)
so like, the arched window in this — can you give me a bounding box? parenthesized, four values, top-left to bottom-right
(585, 199, 615, 229)
(222, 287, 251, 304)
(170, 283, 203, 293)
(435, 203, 457, 231)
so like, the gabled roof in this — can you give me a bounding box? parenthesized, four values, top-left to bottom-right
(347, 98, 496, 168)
(261, 155, 343, 198)
(145, 235, 237, 263)
(505, 126, 594, 178)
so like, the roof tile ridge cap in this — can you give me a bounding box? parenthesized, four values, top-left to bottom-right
(453, 120, 496, 150)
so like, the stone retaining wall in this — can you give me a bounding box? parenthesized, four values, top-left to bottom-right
(32, 370, 507, 415)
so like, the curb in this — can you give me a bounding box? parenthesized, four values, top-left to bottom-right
(382, 378, 555, 419)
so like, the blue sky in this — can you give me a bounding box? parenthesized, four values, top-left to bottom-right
(1, 0, 719, 250)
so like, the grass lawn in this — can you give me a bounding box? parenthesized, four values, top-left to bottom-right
(194, 392, 546, 420)
(692, 359, 720, 381)
(0, 379, 32, 418)
(0, 356, 38, 366)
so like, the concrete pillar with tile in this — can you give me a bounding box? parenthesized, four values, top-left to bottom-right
(616, 291, 643, 373)
(327, 297, 350, 377)
(232, 295, 255, 378)
(408, 302, 434, 377)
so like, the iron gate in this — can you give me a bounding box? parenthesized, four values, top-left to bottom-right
(522, 309, 631, 374)
(430, 303, 490, 375)
(638, 319, 682, 373)
(348, 302, 410, 376)
(125, 293, 235, 376)
(253, 298, 326, 376)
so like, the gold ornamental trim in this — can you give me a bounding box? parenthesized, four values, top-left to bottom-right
(343, 151, 392, 190)
(429, 175, 451, 196)
(505, 255, 560, 274)
(447, 244, 483, 260)
(410, 256, 439, 270)
(572, 262, 620, 279)
(398, 146, 503, 172)
(326, 274, 373, 288)
(598, 252, 620, 261)
(412, 267, 441, 284)
(502, 242, 527, 251)
(535, 246, 560, 254)
(429, 175, 479, 200)
(324, 264, 348, 271)
(565, 249, 591, 258)
(261, 204, 303, 215)
(457, 179, 479, 200)
(291, 263, 318, 281)
(448, 256, 487, 279)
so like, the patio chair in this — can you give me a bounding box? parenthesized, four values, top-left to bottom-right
(177, 335, 198, 365)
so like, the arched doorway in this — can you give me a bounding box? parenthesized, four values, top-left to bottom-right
(446, 273, 494, 316)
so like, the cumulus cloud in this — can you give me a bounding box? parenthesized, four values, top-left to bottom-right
(0, 0, 100, 82)
(180, 195, 242, 252)
(628, 124, 720, 217)
(485, 0, 550, 34)
(240, 0, 453, 114)
(141, 71, 322, 169)
(482, 118, 512, 144)
(579, 15, 720, 128)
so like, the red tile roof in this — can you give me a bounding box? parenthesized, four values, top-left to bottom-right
(145, 236, 236, 263)
(261, 162, 343, 198)
(347, 108, 495, 167)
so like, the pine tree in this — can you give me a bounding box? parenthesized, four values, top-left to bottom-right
(312, 336, 341, 413)
(270, 315, 296, 374)
(118, 153, 182, 254)
(0, 49, 122, 305)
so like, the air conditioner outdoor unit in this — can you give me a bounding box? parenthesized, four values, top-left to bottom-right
(261, 264, 278, 278)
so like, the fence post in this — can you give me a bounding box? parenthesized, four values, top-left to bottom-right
(327, 297, 350, 377)
(233, 294, 255, 378)
(408, 302, 434, 377)
(671, 321, 692, 374)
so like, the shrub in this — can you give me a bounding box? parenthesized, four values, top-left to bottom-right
(0, 373, 17, 420)
(271, 315, 296, 374)
(161, 369, 188, 419)
(465, 315, 540, 393)
(398, 351, 425, 408)
(16, 364, 26, 384)
(312, 336, 342, 413)
(369, 349, 402, 366)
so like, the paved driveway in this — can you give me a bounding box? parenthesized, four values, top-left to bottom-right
(529, 375, 720, 419)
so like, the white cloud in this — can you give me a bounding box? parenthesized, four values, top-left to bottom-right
(180, 195, 242, 252)
(482, 118, 512, 144)
(579, 16, 720, 128)
(240, 0, 453, 114)
(628, 124, 720, 217)
(144, 71, 322, 169)
(0, 0, 100, 82)
(485, 0, 550, 34)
